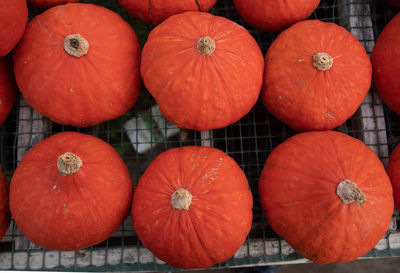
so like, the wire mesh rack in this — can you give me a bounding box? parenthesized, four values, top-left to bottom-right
(0, 0, 400, 271)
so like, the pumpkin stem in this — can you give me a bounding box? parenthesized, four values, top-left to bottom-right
(57, 152, 82, 176)
(313, 52, 333, 71)
(336, 179, 366, 207)
(197, 36, 216, 56)
(171, 188, 192, 210)
(64, 34, 89, 58)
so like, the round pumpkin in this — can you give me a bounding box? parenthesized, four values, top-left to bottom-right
(10, 132, 133, 250)
(233, 0, 320, 32)
(141, 11, 264, 131)
(13, 3, 141, 127)
(372, 13, 400, 114)
(0, 169, 11, 241)
(118, 0, 216, 25)
(262, 20, 372, 131)
(0, 58, 16, 125)
(0, 0, 28, 57)
(386, 143, 400, 209)
(259, 131, 393, 264)
(132, 146, 253, 269)
(384, 0, 400, 8)
(28, 0, 79, 9)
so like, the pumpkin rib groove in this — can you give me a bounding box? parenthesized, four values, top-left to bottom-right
(191, 56, 206, 127)
(186, 213, 215, 265)
(207, 56, 236, 123)
(336, 205, 351, 262)
(140, 170, 178, 194)
(266, 160, 339, 185)
(183, 146, 226, 191)
(190, 204, 234, 225)
(153, 49, 199, 102)
(31, 56, 71, 119)
(192, 188, 252, 196)
(303, 200, 343, 245)
(266, 194, 338, 213)
(285, 200, 344, 262)
(139, 183, 175, 197)
(211, 29, 236, 43)
(185, 14, 207, 38)
(74, 59, 100, 122)
(313, 202, 345, 262)
(329, 137, 350, 179)
(149, 203, 172, 218)
(37, 17, 62, 43)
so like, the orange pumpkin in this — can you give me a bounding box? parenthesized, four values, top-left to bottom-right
(141, 11, 264, 131)
(132, 146, 253, 269)
(13, 3, 141, 127)
(233, 0, 320, 32)
(384, 0, 400, 8)
(10, 132, 133, 250)
(262, 20, 372, 131)
(118, 0, 216, 25)
(0, 169, 10, 241)
(259, 131, 393, 263)
(386, 143, 400, 209)
(372, 13, 400, 114)
(28, 0, 79, 9)
(0, 0, 27, 57)
(0, 58, 16, 125)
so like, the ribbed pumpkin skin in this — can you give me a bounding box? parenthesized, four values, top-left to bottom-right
(132, 146, 253, 269)
(384, 0, 400, 8)
(118, 0, 216, 25)
(387, 144, 400, 209)
(262, 20, 371, 131)
(233, 0, 320, 32)
(0, 0, 27, 57)
(372, 13, 400, 114)
(10, 132, 133, 250)
(0, 58, 16, 125)
(0, 169, 10, 241)
(141, 12, 264, 131)
(260, 131, 393, 264)
(28, 0, 79, 9)
(13, 3, 141, 127)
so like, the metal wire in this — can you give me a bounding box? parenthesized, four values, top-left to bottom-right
(0, 0, 398, 271)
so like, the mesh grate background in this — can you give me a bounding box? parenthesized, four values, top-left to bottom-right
(0, 0, 398, 271)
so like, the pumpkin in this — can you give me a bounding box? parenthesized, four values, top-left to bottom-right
(262, 20, 372, 131)
(118, 0, 217, 25)
(132, 146, 253, 269)
(386, 143, 400, 209)
(0, 169, 11, 241)
(384, 0, 400, 8)
(259, 131, 393, 263)
(0, 58, 16, 125)
(141, 11, 264, 131)
(10, 132, 133, 250)
(28, 0, 79, 9)
(233, 0, 320, 32)
(371, 13, 400, 114)
(0, 0, 28, 57)
(13, 3, 141, 127)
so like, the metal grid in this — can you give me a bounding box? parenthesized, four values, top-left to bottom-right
(0, 0, 399, 271)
